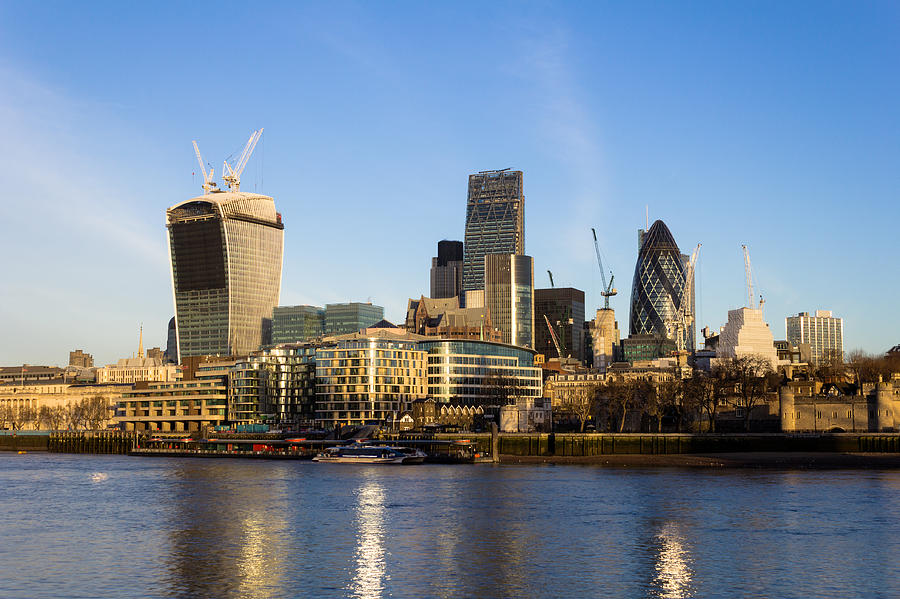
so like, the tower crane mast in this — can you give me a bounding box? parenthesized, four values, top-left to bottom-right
(543, 314, 564, 359)
(222, 128, 264, 192)
(666, 243, 701, 353)
(192, 141, 217, 194)
(591, 228, 617, 309)
(741, 244, 763, 309)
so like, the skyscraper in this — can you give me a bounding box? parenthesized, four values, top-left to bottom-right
(324, 302, 384, 336)
(462, 170, 524, 294)
(534, 287, 585, 361)
(485, 254, 534, 348)
(430, 240, 464, 300)
(272, 305, 326, 343)
(786, 310, 843, 365)
(167, 191, 284, 358)
(629, 220, 694, 353)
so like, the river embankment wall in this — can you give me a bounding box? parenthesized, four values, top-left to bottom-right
(427, 432, 900, 457)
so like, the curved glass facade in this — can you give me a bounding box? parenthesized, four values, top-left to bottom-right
(167, 192, 284, 358)
(418, 339, 542, 406)
(314, 338, 427, 427)
(628, 220, 694, 353)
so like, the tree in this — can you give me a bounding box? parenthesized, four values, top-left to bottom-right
(721, 355, 774, 431)
(34, 406, 51, 430)
(65, 402, 85, 430)
(846, 350, 881, 390)
(11, 406, 34, 431)
(83, 395, 110, 430)
(561, 383, 599, 433)
(0, 404, 12, 430)
(600, 377, 653, 433)
(685, 372, 719, 433)
(47, 405, 66, 431)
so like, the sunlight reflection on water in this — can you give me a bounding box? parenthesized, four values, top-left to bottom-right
(350, 473, 386, 599)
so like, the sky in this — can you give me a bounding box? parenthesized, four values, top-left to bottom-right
(0, 1, 897, 366)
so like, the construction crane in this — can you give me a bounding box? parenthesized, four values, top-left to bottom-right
(591, 228, 617, 309)
(547, 270, 555, 288)
(222, 128, 263, 192)
(192, 140, 218, 194)
(666, 243, 701, 353)
(741, 244, 764, 310)
(543, 314, 564, 359)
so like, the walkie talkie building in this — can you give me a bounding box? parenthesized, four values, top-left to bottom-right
(167, 191, 284, 358)
(629, 220, 694, 353)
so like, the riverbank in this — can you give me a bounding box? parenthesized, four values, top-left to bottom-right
(500, 452, 900, 469)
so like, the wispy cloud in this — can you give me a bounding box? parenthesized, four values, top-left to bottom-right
(0, 63, 165, 266)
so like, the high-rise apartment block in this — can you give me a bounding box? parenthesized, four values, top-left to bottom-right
(68, 350, 93, 368)
(485, 254, 534, 348)
(629, 220, 694, 353)
(534, 288, 585, 362)
(430, 240, 464, 300)
(167, 191, 284, 358)
(786, 310, 843, 365)
(272, 305, 325, 344)
(463, 170, 524, 294)
(324, 302, 384, 336)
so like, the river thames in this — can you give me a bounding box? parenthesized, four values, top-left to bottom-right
(2, 453, 899, 598)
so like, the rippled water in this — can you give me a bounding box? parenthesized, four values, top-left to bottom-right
(1, 453, 899, 598)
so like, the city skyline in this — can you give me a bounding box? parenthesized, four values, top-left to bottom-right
(1, 2, 898, 365)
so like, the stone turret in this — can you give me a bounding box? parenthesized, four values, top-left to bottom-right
(874, 376, 894, 432)
(779, 385, 796, 432)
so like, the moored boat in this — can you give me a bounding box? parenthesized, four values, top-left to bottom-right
(312, 442, 426, 464)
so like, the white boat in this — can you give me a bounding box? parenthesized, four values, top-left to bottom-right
(312, 443, 426, 464)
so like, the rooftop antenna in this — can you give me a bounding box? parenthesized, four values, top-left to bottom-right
(646, 205, 649, 229)
(222, 128, 264, 192)
(192, 140, 217, 194)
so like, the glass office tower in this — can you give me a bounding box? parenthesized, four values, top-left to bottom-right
(485, 254, 534, 348)
(629, 220, 694, 353)
(167, 191, 284, 358)
(462, 170, 524, 294)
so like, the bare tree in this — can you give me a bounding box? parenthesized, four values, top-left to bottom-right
(34, 406, 51, 430)
(65, 402, 85, 430)
(721, 355, 774, 431)
(0, 404, 12, 430)
(685, 371, 719, 433)
(11, 406, 34, 431)
(846, 350, 881, 390)
(600, 377, 653, 433)
(561, 383, 599, 433)
(48, 405, 66, 431)
(83, 395, 110, 430)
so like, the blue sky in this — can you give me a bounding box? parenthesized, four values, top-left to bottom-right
(1, 1, 897, 366)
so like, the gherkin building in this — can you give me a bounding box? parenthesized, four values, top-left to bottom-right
(629, 220, 694, 353)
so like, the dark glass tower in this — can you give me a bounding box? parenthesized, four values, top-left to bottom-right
(430, 240, 464, 300)
(167, 192, 284, 358)
(629, 220, 694, 353)
(462, 170, 524, 294)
